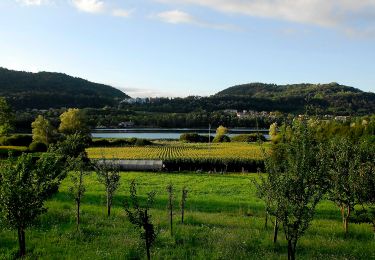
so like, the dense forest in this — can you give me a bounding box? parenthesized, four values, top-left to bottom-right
(0, 68, 128, 109)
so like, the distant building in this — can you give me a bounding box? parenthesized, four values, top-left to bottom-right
(224, 109, 238, 114)
(118, 121, 135, 128)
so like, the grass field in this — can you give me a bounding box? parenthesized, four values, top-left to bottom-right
(0, 172, 374, 259)
(87, 142, 267, 161)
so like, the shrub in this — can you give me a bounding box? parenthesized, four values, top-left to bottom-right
(180, 133, 212, 143)
(91, 139, 111, 147)
(212, 135, 231, 143)
(135, 139, 152, 146)
(231, 134, 266, 143)
(29, 141, 48, 152)
(0, 134, 33, 146)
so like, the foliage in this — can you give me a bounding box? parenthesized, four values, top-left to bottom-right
(216, 126, 228, 136)
(124, 180, 157, 260)
(179, 133, 211, 143)
(212, 134, 231, 143)
(257, 121, 329, 260)
(326, 137, 363, 234)
(0, 152, 65, 256)
(95, 159, 121, 217)
(29, 141, 48, 152)
(231, 133, 266, 142)
(0, 134, 32, 147)
(31, 115, 57, 145)
(59, 108, 90, 136)
(50, 133, 90, 159)
(0, 97, 14, 136)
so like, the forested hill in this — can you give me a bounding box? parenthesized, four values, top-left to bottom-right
(214, 82, 375, 114)
(0, 68, 129, 109)
(216, 82, 363, 97)
(118, 82, 374, 115)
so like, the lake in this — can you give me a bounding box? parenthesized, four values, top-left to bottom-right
(92, 128, 269, 140)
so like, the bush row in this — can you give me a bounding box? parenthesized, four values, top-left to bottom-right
(180, 133, 267, 143)
(163, 158, 265, 173)
(90, 138, 152, 147)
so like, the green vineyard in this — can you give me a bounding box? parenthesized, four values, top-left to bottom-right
(87, 142, 266, 161)
(87, 142, 267, 172)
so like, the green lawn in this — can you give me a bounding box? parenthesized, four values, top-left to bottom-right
(0, 172, 374, 259)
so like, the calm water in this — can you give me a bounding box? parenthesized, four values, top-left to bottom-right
(92, 128, 269, 140)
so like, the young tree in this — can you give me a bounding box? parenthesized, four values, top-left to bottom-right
(59, 108, 89, 135)
(216, 125, 228, 136)
(268, 122, 278, 142)
(49, 133, 90, 159)
(0, 97, 14, 136)
(31, 115, 57, 145)
(68, 154, 87, 228)
(259, 121, 329, 260)
(166, 183, 174, 236)
(95, 159, 121, 217)
(125, 180, 157, 260)
(0, 153, 65, 257)
(327, 137, 362, 235)
(180, 186, 188, 224)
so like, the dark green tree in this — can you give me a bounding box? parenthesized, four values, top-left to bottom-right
(125, 180, 157, 260)
(95, 159, 120, 217)
(0, 97, 14, 136)
(0, 153, 65, 257)
(257, 121, 329, 260)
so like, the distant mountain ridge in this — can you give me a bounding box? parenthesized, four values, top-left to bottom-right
(0, 68, 129, 109)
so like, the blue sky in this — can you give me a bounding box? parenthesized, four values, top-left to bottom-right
(1, 0, 375, 97)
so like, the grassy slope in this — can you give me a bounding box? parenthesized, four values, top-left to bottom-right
(0, 172, 374, 259)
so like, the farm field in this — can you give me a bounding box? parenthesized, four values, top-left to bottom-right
(87, 142, 267, 161)
(0, 172, 373, 259)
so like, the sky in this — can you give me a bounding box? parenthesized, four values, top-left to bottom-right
(0, 0, 375, 97)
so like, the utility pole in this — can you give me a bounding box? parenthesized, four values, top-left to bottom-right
(208, 123, 211, 143)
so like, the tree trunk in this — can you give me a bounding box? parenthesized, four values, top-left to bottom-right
(273, 218, 279, 243)
(264, 211, 268, 228)
(107, 192, 111, 217)
(77, 199, 81, 227)
(146, 241, 151, 260)
(18, 227, 26, 257)
(340, 205, 351, 235)
(181, 205, 185, 224)
(170, 207, 173, 236)
(287, 240, 296, 260)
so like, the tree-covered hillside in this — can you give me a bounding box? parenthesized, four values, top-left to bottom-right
(0, 68, 129, 109)
(214, 82, 374, 114)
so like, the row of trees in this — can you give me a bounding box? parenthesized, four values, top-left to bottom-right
(255, 120, 375, 260)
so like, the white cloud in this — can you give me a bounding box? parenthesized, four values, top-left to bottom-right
(156, 0, 375, 32)
(72, 0, 104, 13)
(112, 8, 134, 18)
(156, 10, 239, 30)
(16, 0, 49, 6)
